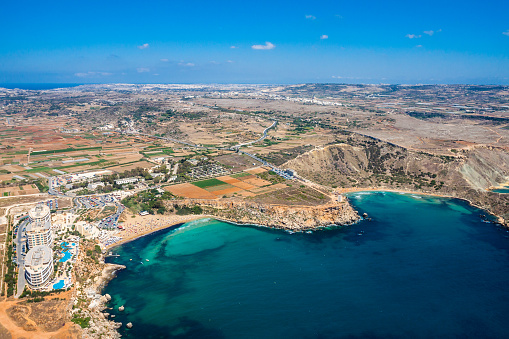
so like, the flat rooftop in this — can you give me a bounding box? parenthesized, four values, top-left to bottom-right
(29, 204, 50, 219)
(25, 245, 52, 267)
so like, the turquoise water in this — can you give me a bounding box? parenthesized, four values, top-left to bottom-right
(60, 242, 72, 262)
(492, 188, 509, 193)
(59, 251, 71, 262)
(104, 192, 509, 338)
(53, 279, 65, 290)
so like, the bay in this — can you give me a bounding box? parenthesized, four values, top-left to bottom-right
(105, 192, 509, 338)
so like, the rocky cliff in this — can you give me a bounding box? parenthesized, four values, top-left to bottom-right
(168, 199, 359, 231)
(284, 133, 509, 222)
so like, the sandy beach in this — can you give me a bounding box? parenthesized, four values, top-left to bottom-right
(105, 187, 507, 251)
(107, 214, 207, 249)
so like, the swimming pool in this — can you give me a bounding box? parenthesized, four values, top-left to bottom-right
(59, 251, 72, 262)
(53, 279, 65, 290)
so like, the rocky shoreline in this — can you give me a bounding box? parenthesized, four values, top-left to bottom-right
(76, 263, 126, 339)
(78, 190, 506, 338)
(167, 198, 360, 231)
(81, 199, 360, 338)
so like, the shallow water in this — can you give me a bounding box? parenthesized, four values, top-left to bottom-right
(105, 192, 509, 338)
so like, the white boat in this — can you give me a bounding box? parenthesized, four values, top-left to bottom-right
(145, 259, 149, 262)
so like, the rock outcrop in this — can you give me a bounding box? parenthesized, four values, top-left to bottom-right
(168, 199, 359, 231)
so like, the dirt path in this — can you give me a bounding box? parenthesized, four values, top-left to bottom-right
(483, 126, 503, 144)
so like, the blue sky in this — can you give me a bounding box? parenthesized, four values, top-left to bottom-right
(1, 0, 509, 84)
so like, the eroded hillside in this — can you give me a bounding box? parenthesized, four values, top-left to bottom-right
(285, 133, 509, 222)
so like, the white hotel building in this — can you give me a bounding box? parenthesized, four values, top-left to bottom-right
(25, 245, 54, 289)
(26, 205, 53, 249)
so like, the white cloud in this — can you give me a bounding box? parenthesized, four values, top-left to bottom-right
(227, 60, 234, 63)
(305, 15, 316, 20)
(230, 45, 238, 49)
(416, 45, 423, 48)
(251, 42, 275, 50)
(503, 30, 509, 36)
(160, 58, 169, 62)
(137, 67, 150, 73)
(406, 34, 422, 39)
(424, 29, 442, 36)
(178, 62, 195, 67)
(137, 43, 149, 50)
(74, 71, 112, 78)
(335, 14, 343, 19)
(320, 35, 328, 40)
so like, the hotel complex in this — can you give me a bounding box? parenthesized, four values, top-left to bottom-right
(26, 204, 53, 249)
(24, 245, 54, 289)
(24, 204, 54, 289)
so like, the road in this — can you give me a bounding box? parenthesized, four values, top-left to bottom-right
(230, 120, 278, 150)
(130, 119, 278, 152)
(14, 218, 28, 298)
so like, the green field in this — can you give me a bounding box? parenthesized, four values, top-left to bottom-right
(32, 146, 102, 155)
(25, 167, 52, 173)
(192, 178, 226, 188)
(231, 172, 252, 178)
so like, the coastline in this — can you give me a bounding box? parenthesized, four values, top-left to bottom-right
(340, 187, 506, 225)
(106, 214, 207, 250)
(108, 188, 506, 252)
(94, 190, 504, 338)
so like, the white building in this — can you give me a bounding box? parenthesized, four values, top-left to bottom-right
(52, 212, 77, 231)
(26, 205, 53, 249)
(25, 245, 53, 289)
(115, 177, 139, 185)
(75, 221, 100, 239)
(88, 181, 105, 190)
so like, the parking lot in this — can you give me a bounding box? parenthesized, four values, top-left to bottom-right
(97, 203, 125, 230)
(78, 194, 117, 209)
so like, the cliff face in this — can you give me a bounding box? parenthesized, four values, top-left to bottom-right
(168, 199, 359, 231)
(284, 134, 509, 222)
(459, 147, 509, 190)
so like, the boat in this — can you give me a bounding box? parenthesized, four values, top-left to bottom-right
(145, 259, 149, 262)
(140, 262, 144, 264)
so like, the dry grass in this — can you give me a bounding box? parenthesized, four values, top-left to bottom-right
(165, 183, 218, 199)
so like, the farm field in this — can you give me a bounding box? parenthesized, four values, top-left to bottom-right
(165, 168, 287, 199)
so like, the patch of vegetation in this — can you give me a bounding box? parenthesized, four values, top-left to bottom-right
(71, 314, 91, 328)
(257, 171, 286, 185)
(231, 172, 251, 178)
(32, 146, 102, 155)
(122, 189, 174, 214)
(174, 205, 203, 215)
(192, 178, 226, 188)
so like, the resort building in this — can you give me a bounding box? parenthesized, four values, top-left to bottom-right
(75, 221, 100, 239)
(115, 177, 139, 185)
(26, 204, 53, 249)
(25, 245, 53, 289)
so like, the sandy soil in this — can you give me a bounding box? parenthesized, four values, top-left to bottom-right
(0, 292, 81, 339)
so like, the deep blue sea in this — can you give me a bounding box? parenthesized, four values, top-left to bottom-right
(104, 192, 509, 338)
(0, 83, 82, 90)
